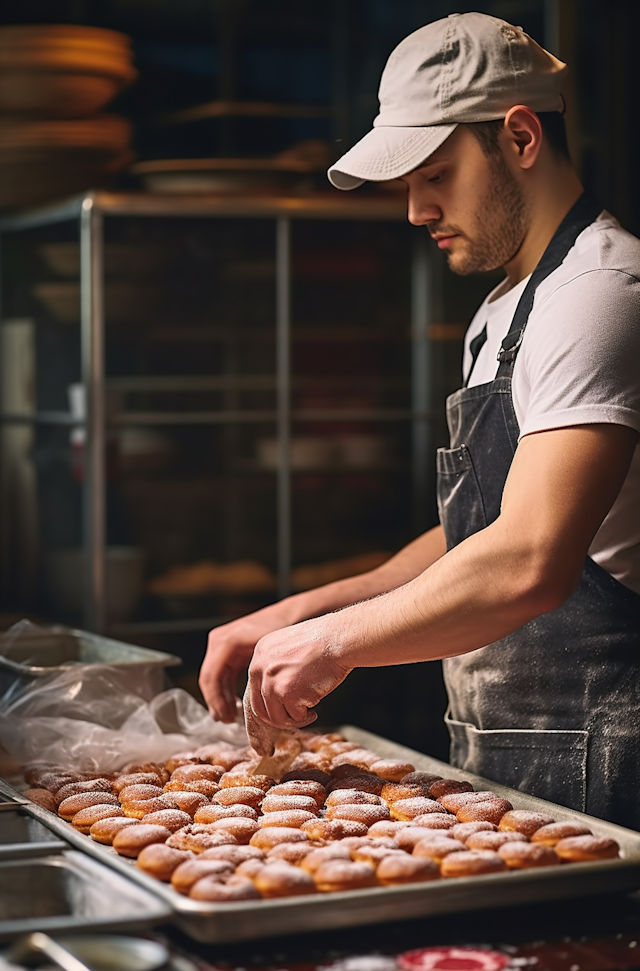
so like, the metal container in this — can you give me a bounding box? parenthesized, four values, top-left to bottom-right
(0, 624, 180, 697)
(0, 804, 65, 859)
(4, 726, 640, 944)
(0, 849, 171, 941)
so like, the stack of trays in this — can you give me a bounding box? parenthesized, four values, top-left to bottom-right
(0, 25, 136, 210)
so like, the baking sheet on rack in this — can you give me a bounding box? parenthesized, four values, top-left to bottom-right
(3, 725, 640, 944)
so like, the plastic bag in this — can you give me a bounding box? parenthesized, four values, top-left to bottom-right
(0, 660, 247, 773)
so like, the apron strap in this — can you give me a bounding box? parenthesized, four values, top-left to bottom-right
(496, 193, 602, 377)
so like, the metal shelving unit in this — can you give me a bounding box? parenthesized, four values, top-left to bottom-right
(0, 190, 435, 637)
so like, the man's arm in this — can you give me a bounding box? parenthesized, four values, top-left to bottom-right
(199, 523, 447, 721)
(247, 423, 638, 728)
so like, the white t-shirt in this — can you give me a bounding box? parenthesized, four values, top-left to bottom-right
(462, 211, 640, 594)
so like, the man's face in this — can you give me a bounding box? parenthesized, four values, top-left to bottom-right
(400, 125, 530, 275)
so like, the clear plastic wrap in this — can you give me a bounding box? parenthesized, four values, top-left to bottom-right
(0, 644, 247, 773)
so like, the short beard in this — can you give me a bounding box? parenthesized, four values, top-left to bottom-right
(447, 153, 530, 276)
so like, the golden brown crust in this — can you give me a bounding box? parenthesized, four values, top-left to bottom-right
(451, 822, 497, 842)
(90, 816, 141, 844)
(257, 810, 316, 829)
(438, 791, 499, 813)
(314, 860, 378, 892)
(498, 841, 558, 868)
(250, 827, 309, 850)
(170, 764, 223, 785)
(266, 781, 326, 806)
(137, 843, 192, 881)
(466, 831, 528, 850)
(427, 779, 474, 800)
(58, 791, 119, 820)
(165, 790, 209, 817)
(267, 842, 314, 864)
(554, 835, 620, 861)
(200, 844, 264, 865)
(113, 772, 163, 792)
(369, 759, 415, 782)
(300, 844, 352, 873)
(212, 786, 264, 810)
(219, 772, 275, 792)
(24, 788, 57, 812)
(118, 784, 165, 803)
(210, 817, 259, 843)
(194, 803, 258, 824)
(411, 813, 457, 830)
(367, 820, 404, 838)
(351, 845, 404, 866)
(325, 789, 382, 807)
(71, 804, 123, 834)
(380, 783, 430, 803)
(165, 753, 204, 774)
(254, 862, 317, 898)
(412, 836, 466, 863)
(441, 850, 508, 877)
(261, 793, 320, 814)
(190, 876, 261, 901)
(55, 779, 114, 806)
(531, 822, 592, 846)
(326, 803, 391, 826)
(164, 779, 219, 798)
(455, 799, 513, 826)
(389, 797, 442, 821)
(166, 824, 237, 854)
(122, 795, 175, 819)
(498, 810, 555, 837)
(139, 809, 192, 832)
(377, 854, 440, 884)
(113, 823, 172, 857)
(171, 858, 236, 894)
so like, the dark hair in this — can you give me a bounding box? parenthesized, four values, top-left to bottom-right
(468, 111, 571, 161)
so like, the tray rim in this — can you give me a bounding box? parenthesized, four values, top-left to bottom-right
(3, 724, 640, 943)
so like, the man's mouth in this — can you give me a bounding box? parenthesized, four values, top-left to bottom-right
(432, 234, 458, 249)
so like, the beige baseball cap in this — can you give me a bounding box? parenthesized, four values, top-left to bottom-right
(328, 12, 567, 190)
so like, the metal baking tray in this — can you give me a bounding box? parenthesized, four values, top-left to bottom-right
(3, 725, 640, 944)
(0, 803, 66, 859)
(0, 849, 172, 941)
(0, 624, 180, 696)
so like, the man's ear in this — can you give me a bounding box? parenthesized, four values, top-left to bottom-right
(503, 105, 543, 170)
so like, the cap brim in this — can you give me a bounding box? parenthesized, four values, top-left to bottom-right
(327, 123, 458, 190)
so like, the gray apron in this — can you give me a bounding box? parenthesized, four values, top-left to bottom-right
(437, 195, 640, 830)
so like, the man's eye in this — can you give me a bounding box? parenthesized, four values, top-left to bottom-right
(428, 171, 445, 184)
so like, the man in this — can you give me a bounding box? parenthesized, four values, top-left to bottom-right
(200, 13, 640, 828)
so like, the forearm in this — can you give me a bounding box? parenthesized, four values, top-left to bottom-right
(276, 524, 447, 626)
(331, 520, 568, 669)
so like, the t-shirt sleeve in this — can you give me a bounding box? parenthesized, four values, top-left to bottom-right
(515, 269, 640, 438)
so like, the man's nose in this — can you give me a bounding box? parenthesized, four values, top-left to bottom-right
(407, 191, 442, 227)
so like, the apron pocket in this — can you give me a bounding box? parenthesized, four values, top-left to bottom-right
(436, 445, 488, 544)
(445, 709, 588, 813)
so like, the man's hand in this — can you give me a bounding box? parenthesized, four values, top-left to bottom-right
(246, 614, 353, 729)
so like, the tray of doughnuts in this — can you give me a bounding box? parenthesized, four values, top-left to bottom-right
(3, 725, 640, 944)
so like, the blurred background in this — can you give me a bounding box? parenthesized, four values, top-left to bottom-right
(0, 0, 637, 760)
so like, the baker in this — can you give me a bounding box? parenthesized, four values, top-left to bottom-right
(200, 12, 640, 829)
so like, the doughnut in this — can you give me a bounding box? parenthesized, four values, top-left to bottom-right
(326, 803, 391, 826)
(201, 844, 264, 865)
(438, 791, 500, 813)
(307, 732, 347, 751)
(301, 818, 368, 841)
(119, 784, 165, 803)
(213, 786, 264, 810)
(456, 799, 513, 825)
(451, 822, 497, 842)
(554, 835, 620, 862)
(396, 827, 440, 851)
(122, 795, 175, 819)
(112, 823, 172, 858)
(171, 857, 235, 894)
(165, 791, 209, 817)
(280, 768, 331, 786)
(250, 827, 309, 850)
(289, 754, 333, 774)
(370, 759, 415, 781)
(377, 854, 440, 884)
(219, 772, 275, 792)
(165, 752, 203, 774)
(58, 791, 119, 820)
(400, 772, 443, 787)
(254, 862, 317, 898)
(90, 817, 141, 844)
(314, 860, 378, 892)
(330, 765, 381, 783)
(71, 804, 124, 834)
(323, 741, 360, 758)
(137, 843, 192, 881)
(332, 748, 379, 770)
(261, 794, 320, 814)
(411, 814, 457, 830)
(139, 809, 192, 832)
(210, 817, 260, 843)
(389, 798, 442, 821)
(166, 824, 237, 854)
(381, 783, 431, 803)
(257, 810, 316, 829)
(55, 779, 114, 806)
(466, 831, 528, 850)
(266, 781, 327, 806)
(267, 842, 314, 864)
(351, 845, 405, 866)
(325, 789, 382, 807)
(531, 822, 592, 846)
(194, 803, 258, 824)
(194, 746, 249, 771)
(498, 810, 554, 837)
(191, 876, 261, 901)
(24, 789, 57, 812)
(498, 842, 558, 868)
(441, 850, 508, 878)
(413, 837, 466, 863)
(300, 844, 352, 873)
(122, 762, 170, 784)
(235, 858, 267, 879)
(368, 821, 404, 838)
(164, 779, 219, 798)
(170, 764, 223, 785)
(113, 772, 163, 792)
(33, 775, 78, 794)
(427, 779, 474, 800)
